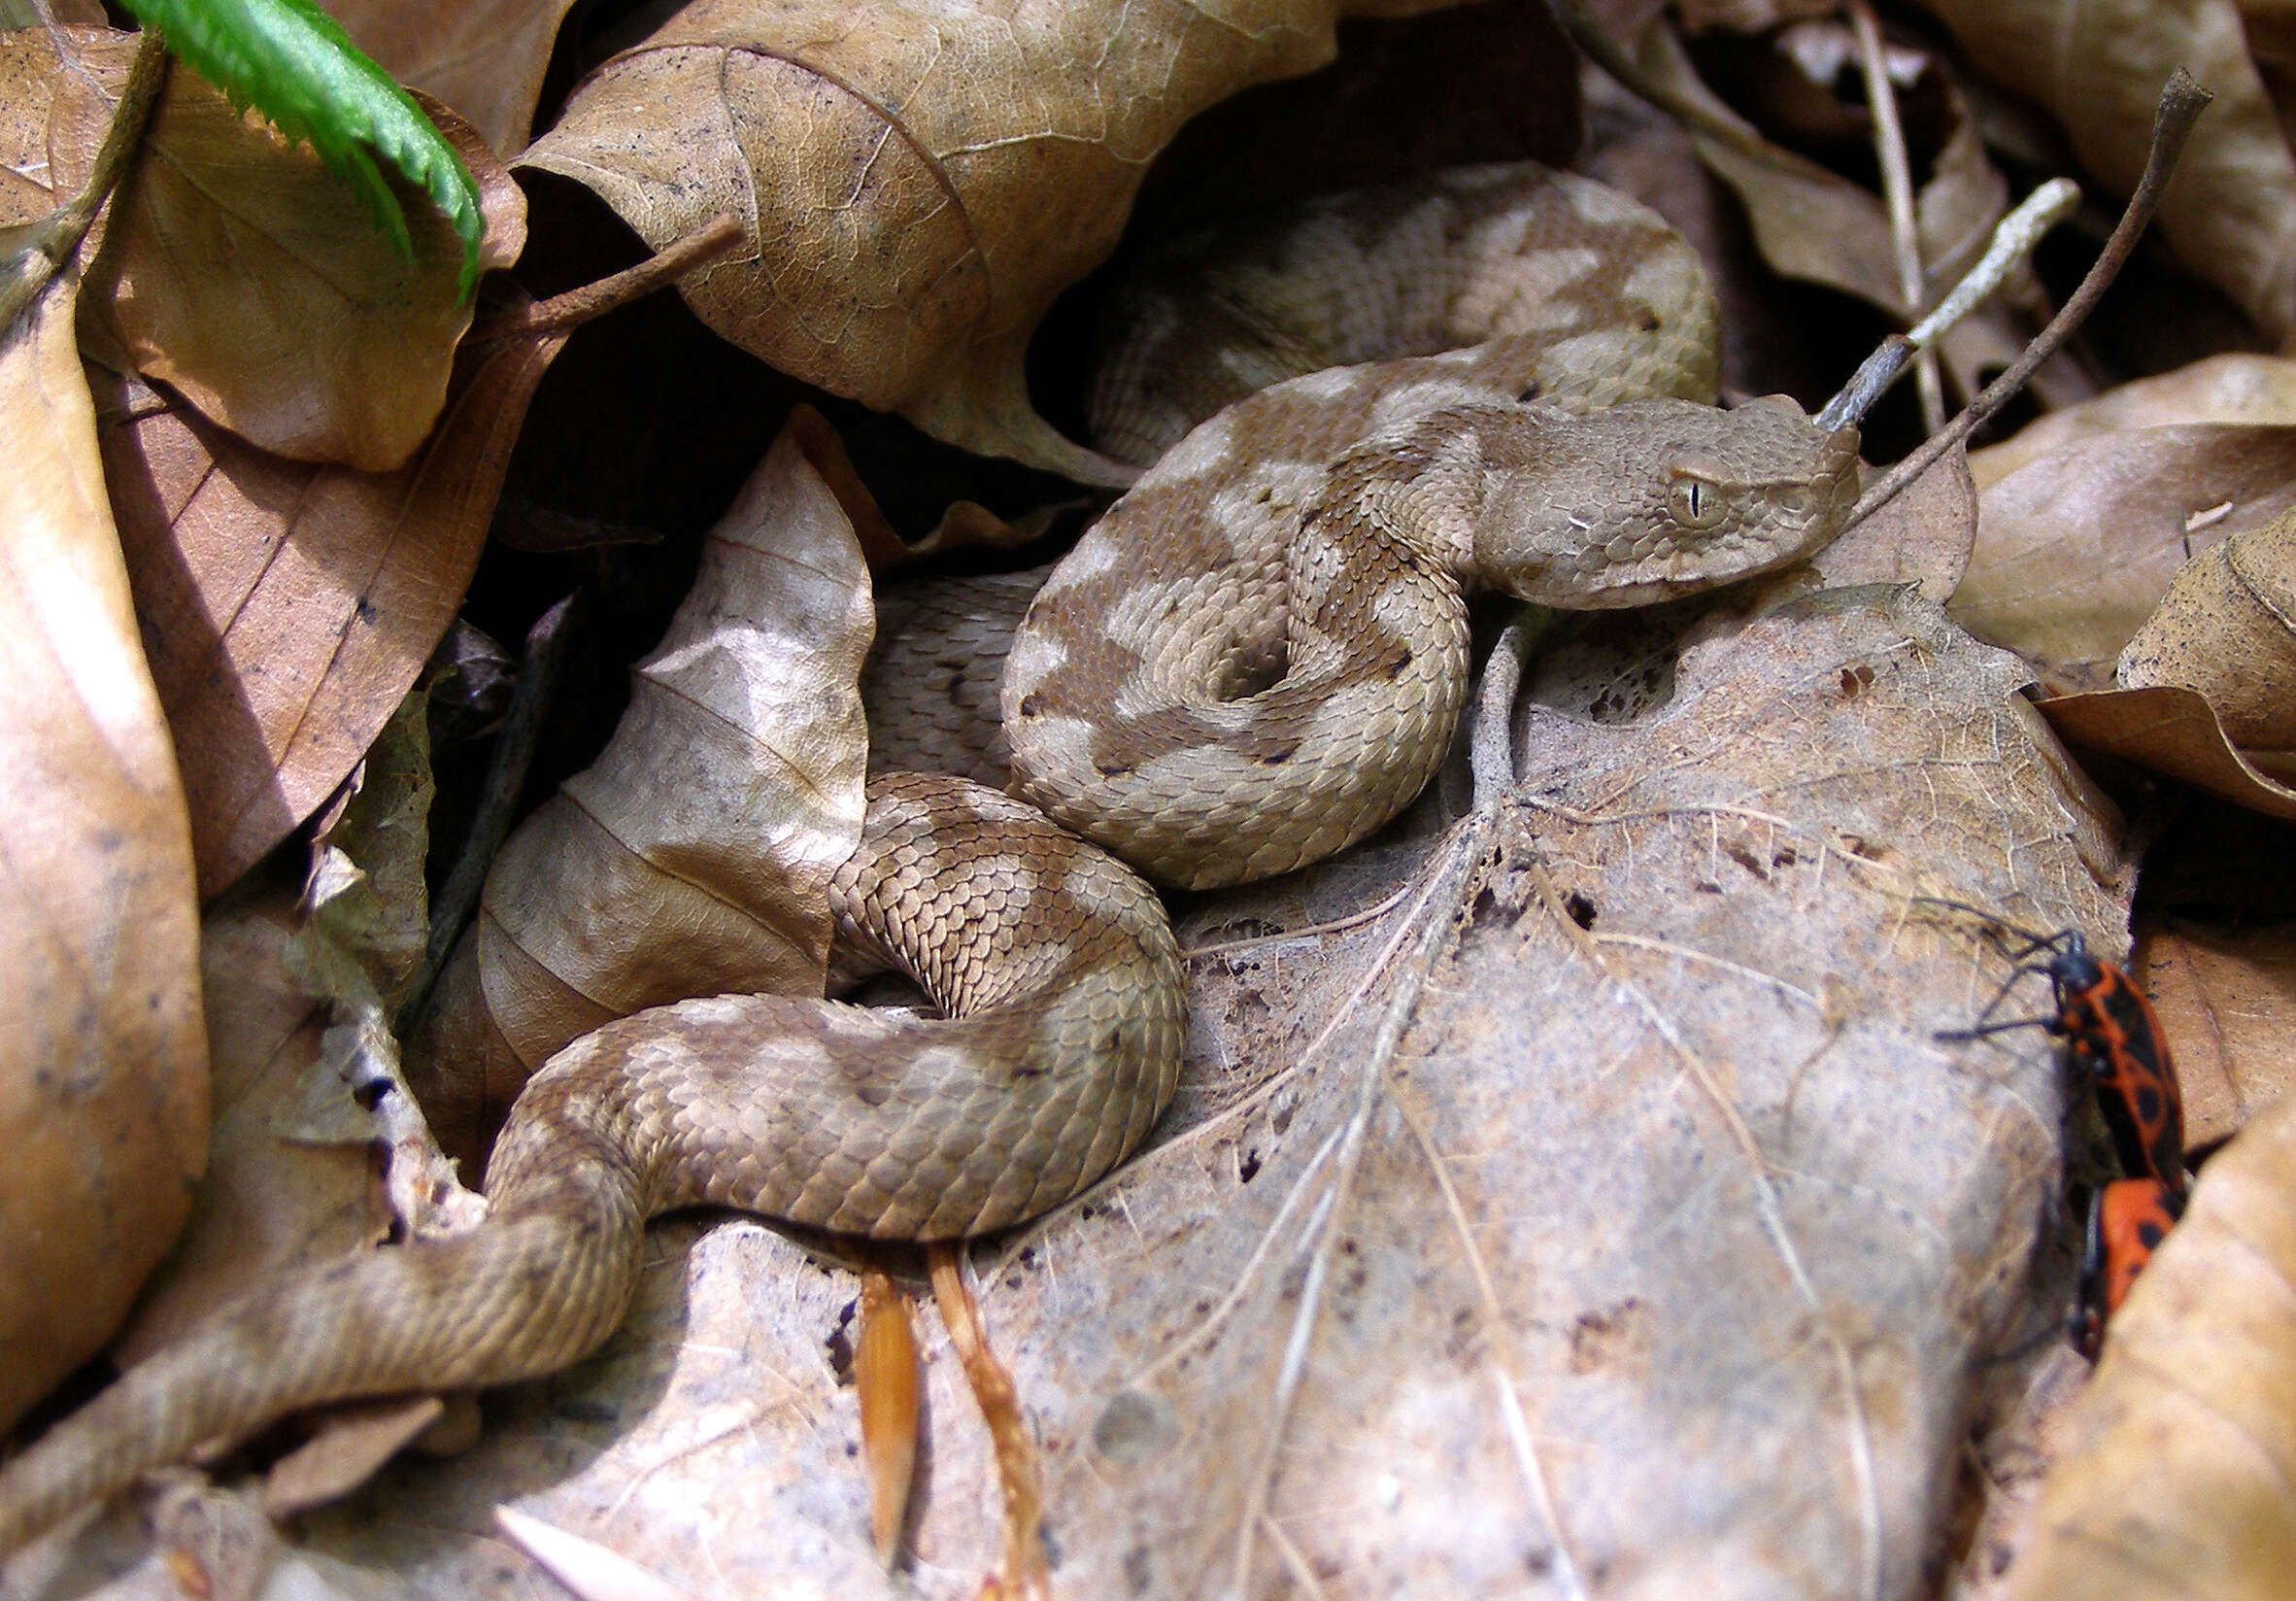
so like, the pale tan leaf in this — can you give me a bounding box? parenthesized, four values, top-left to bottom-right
(1811, 446, 1977, 602)
(31, 29, 527, 473)
(2116, 509, 2296, 759)
(277, 593, 2133, 1595)
(111, 898, 364, 1368)
(117, 704, 467, 1372)
(2038, 685, 2296, 819)
(411, 419, 872, 1141)
(321, 0, 581, 157)
(517, 0, 1460, 484)
(1953, 424, 2296, 683)
(261, 1397, 446, 1522)
(1909, 0, 2296, 340)
(1969, 354, 2296, 491)
(1999, 1091, 2296, 1601)
(304, 689, 437, 1014)
(0, 272, 205, 1430)
(98, 292, 575, 898)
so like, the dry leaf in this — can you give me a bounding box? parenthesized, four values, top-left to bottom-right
(517, 0, 1465, 484)
(261, 1397, 447, 1522)
(2038, 686, 2296, 820)
(1809, 447, 1978, 601)
(2133, 920, 2296, 1147)
(253, 591, 2135, 1595)
(118, 697, 469, 1367)
(409, 420, 872, 1156)
(323, 0, 583, 157)
(1910, 0, 2296, 341)
(1630, 18, 2007, 325)
(98, 290, 575, 898)
(0, 273, 206, 1430)
(1998, 1090, 2296, 1601)
(1968, 353, 2296, 491)
(29, 27, 527, 472)
(2116, 509, 2296, 761)
(108, 897, 369, 1367)
(1953, 424, 2296, 684)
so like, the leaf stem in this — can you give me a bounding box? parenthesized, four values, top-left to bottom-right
(0, 28, 169, 334)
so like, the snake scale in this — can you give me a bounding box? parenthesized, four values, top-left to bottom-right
(0, 163, 1859, 1555)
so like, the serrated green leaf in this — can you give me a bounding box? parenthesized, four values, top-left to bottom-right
(117, 0, 485, 298)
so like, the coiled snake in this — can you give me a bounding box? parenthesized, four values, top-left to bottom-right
(0, 163, 1858, 1555)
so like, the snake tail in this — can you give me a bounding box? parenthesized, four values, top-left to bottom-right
(0, 774, 1185, 1557)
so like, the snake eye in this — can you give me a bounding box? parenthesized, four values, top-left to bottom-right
(1668, 472, 1728, 530)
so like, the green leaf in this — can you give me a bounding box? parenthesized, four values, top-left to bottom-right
(117, 0, 487, 299)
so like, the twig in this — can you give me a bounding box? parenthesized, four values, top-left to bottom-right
(1470, 611, 1541, 810)
(1544, 0, 1812, 176)
(1816, 179, 2081, 433)
(1181, 884, 1412, 959)
(1846, 0, 1942, 433)
(1844, 70, 2212, 528)
(396, 592, 582, 1036)
(512, 215, 744, 335)
(0, 28, 168, 333)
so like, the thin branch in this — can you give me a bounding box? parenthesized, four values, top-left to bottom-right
(1471, 611, 1542, 810)
(514, 215, 744, 335)
(1545, 0, 1811, 175)
(396, 592, 582, 1036)
(1845, 70, 2212, 528)
(1816, 179, 2081, 433)
(929, 1245, 1051, 1601)
(0, 28, 168, 332)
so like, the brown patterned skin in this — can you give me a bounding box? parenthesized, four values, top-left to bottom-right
(0, 774, 1185, 1557)
(1004, 166, 1862, 890)
(1088, 163, 1727, 466)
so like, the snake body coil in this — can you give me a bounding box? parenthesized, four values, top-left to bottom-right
(1, 162, 1862, 1558)
(0, 774, 1185, 1553)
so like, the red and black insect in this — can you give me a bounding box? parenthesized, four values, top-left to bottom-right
(1925, 902, 2191, 1352)
(2070, 1177, 2185, 1358)
(1933, 918, 2187, 1195)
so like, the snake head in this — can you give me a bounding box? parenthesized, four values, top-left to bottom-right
(1471, 394, 1862, 608)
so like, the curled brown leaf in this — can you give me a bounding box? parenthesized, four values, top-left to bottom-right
(1954, 424, 2296, 685)
(1968, 353, 2296, 491)
(99, 289, 574, 898)
(2116, 508, 2296, 763)
(518, 0, 1465, 483)
(0, 276, 206, 1430)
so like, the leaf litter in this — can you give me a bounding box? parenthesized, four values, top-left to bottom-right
(9, 1, 2296, 1597)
